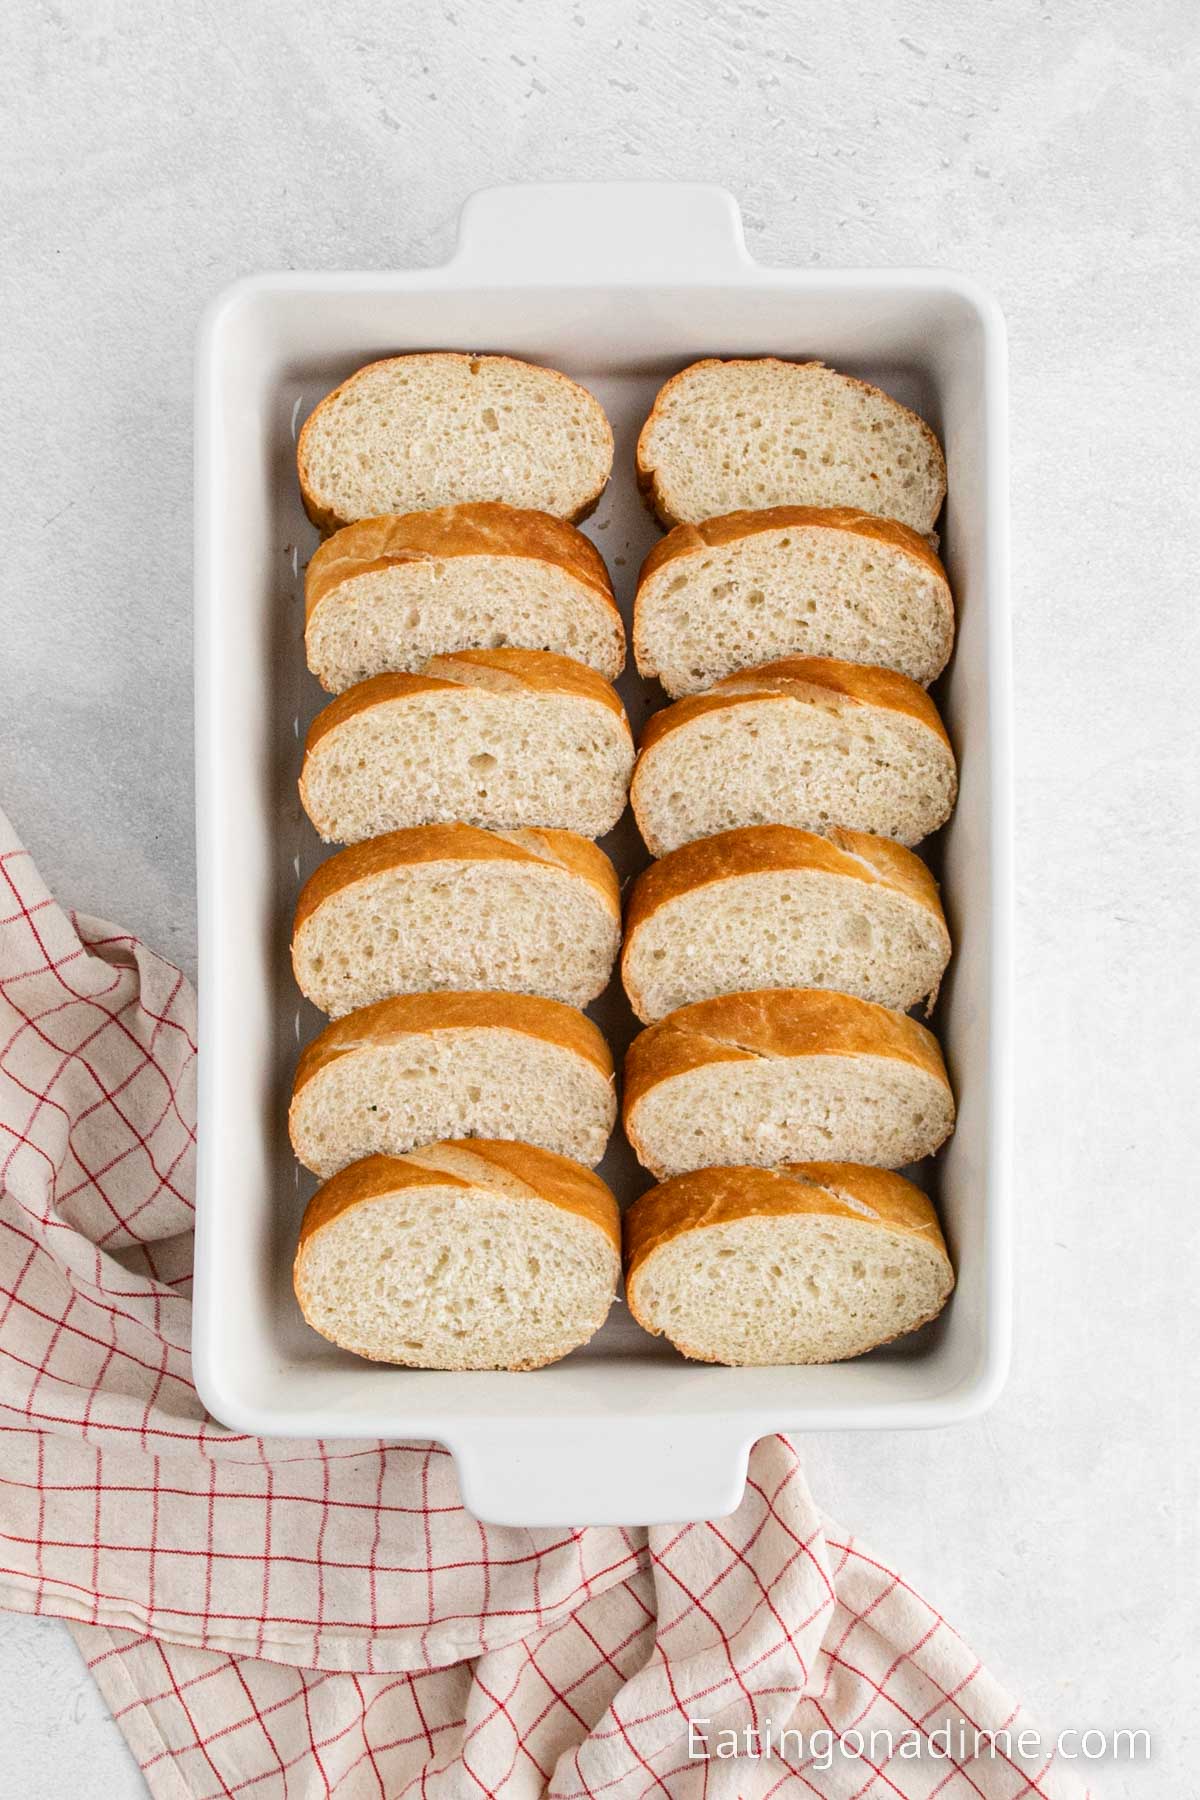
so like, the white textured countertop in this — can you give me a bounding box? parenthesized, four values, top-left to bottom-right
(2, 2, 1196, 1794)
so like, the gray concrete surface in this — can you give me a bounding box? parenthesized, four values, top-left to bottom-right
(2, 2, 1197, 1793)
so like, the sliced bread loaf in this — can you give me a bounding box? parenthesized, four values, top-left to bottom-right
(290, 992, 616, 1177)
(293, 824, 621, 1017)
(633, 505, 953, 695)
(630, 655, 957, 856)
(299, 650, 634, 844)
(298, 353, 613, 531)
(636, 358, 946, 532)
(305, 505, 625, 692)
(621, 825, 950, 1024)
(295, 1140, 621, 1369)
(623, 988, 954, 1180)
(624, 1161, 953, 1365)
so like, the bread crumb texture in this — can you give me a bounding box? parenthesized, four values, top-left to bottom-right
(637, 359, 946, 533)
(306, 505, 624, 690)
(294, 828, 621, 1017)
(291, 999, 616, 1177)
(634, 506, 953, 695)
(295, 1142, 620, 1369)
(631, 657, 957, 856)
(623, 988, 953, 1179)
(300, 354, 613, 529)
(621, 829, 950, 1023)
(625, 1162, 953, 1365)
(300, 653, 633, 844)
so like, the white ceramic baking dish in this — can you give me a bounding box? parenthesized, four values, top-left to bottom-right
(193, 182, 1010, 1527)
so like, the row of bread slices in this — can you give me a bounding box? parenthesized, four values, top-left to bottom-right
(296, 348, 946, 541)
(298, 434, 956, 853)
(289, 842, 955, 1372)
(295, 1143, 952, 1374)
(623, 353, 955, 1369)
(296, 351, 954, 861)
(291, 353, 623, 1378)
(291, 823, 949, 1023)
(298, 605, 956, 856)
(304, 499, 950, 701)
(290, 349, 955, 1370)
(298, 520, 957, 856)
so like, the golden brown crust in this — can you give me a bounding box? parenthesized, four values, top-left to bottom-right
(297, 354, 614, 532)
(621, 988, 949, 1127)
(636, 504, 948, 593)
(634, 358, 947, 530)
(296, 1150, 468, 1248)
(635, 654, 952, 759)
(296, 1140, 621, 1261)
(293, 991, 614, 1095)
(622, 824, 946, 953)
(302, 649, 629, 764)
(623, 1161, 950, 1302)
(305, 503, 618, 623)
(445, 1139, 621, 1253)
(293, 824, 621, 940)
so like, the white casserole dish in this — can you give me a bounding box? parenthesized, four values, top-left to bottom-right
(193, 182, 1011, 1527)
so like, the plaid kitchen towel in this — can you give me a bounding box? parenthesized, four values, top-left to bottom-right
(0, 806, 1093, 1798)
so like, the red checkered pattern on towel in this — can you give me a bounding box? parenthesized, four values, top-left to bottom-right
(0, 806, 1092, 1799)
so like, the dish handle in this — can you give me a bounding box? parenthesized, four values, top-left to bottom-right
(448, 1419, 755, 1529)
(448, 181, 753, 284)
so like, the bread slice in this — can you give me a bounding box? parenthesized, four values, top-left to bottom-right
(630, 655, 957, 856)
(624, 1161, 953, 1365)
(636, 359, 946, 533)
(293, 824, 620, 1017)
(290, 992, 616, 1177)
(299, 650, 634, 844)
(621, 825, 950, 1024)
(298, 354, 613, 532)
(294, 1140, 621, 1369)
(623, 988, 954, 1180)
(305, 505, 625, 692)
(633, 506, 954, 696)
